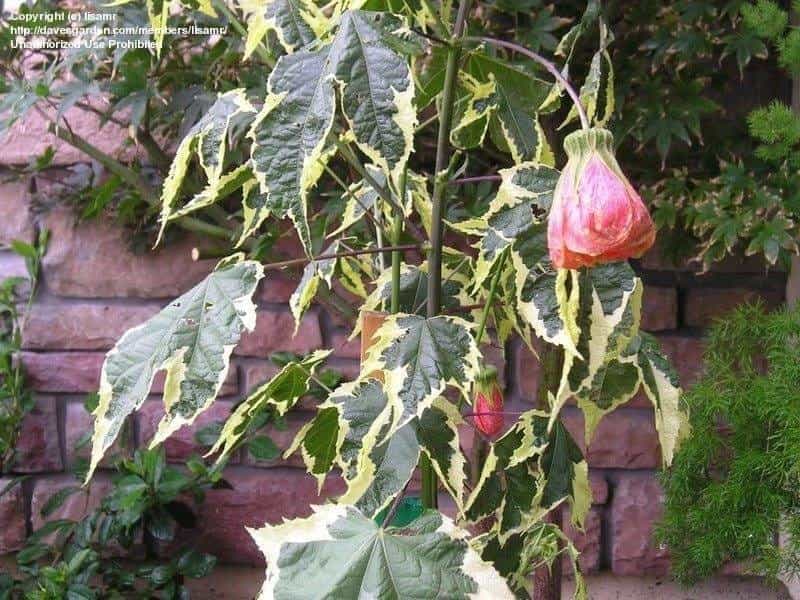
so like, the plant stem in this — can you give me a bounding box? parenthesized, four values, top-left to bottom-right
(535, 343, 565, 600)
(391, 169, 407, 313)
(334, 140, 426, 244)
(422, 0, 473, 512)
(450, 174, 502, 186)
(474, 252, 507, 346)
(463, 36, 590, 131)
(262, 244, 419, 270)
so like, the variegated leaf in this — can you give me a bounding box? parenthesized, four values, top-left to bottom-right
(248, 505, 514, 599)
(249, 10, 415, 253)
(479, 524, 588, 600)
(361, 314, 482, 434)
(289, 241, 342, 329)
(158, 90, 255, 244)
(237, 0, 327, 57)
(451, 73, 496, 149)
(87, 256, 263, 481)
(287, 378, 391, 489)
(207, 350, 331, 463)
(556, 262, 644, 437)
(465, 51, 552, 164)
(168, 163, 253, 222)
(417, 399, 468, 510)
(464, 410, 550, 542)
(634, 332, 690, 466)
(540, 420, 591, 529)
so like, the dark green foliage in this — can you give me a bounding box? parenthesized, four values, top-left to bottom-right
(658, 303, 800, 584)
(1, 448, 219, 599)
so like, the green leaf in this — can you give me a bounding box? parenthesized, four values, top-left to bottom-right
(208, 349, 330, 463)
(248, 505, 514, 599)
(557, 263, 644, 437)
(87, 256, 263, 481)
(540, 421, 591, 529)
(361, 314, 482, 435)
(157, 90, 255, 244)
(465, 410, 550, 541)
(344, 419, 420, 517)
(417, 400, 468, 510)
(249, 10, 415, 253)
(634, 333, 690, 466)
(40, 486, 81, 518)
(247, 435, 281, 461)
(288, 378, 390, 488)
(176, 548, 217, 578)
(238, 0, 327, 57)
(465, 51, 552, 164)
(289, 240, 343, 328)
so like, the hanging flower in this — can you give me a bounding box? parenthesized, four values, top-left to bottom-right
(470, 366, 504, 438)
(548, 128, 655, 269)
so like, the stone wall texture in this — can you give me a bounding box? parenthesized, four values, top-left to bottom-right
(0, 123, 789, 576)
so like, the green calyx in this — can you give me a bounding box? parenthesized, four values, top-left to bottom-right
(475, 364, 499, 384)
(563, 127, 615, 159)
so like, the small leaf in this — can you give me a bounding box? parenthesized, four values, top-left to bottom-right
(247, 435, 281, 461)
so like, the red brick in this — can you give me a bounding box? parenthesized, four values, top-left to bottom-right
(589, 471, 609, 505)
(0, 477, 26, 553)
(41, 208, 215, 298)
(0, 100, 131, 166)
(64, 399, 131, 468)
(137, 398, 236, 462)
(0, 180, 34, 245)
(330, 329, 361, 361)
(610, 472, 669, 576)
(683, 287, 783, 328)
(190, 468, 345, 565)
(515, 339, 544, 401)
(258, 271, 297, 303)
(561, 409, 661, 470)
(0, 252, 28, 281)
(236, 309, 322, 357)
(563, 507, 602, 574)
(15, 396, 62, 472)
(641, 286, 677, 331)
(23, 302, 160, 350)
(655, 334, 706, 387)
(22, 352, 238, 395)
(30, 473, 112, 532)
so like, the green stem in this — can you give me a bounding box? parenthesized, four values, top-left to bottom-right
(422, 0, 472, 512)
(391, 169, 407, 313)
(474, 252, 507, 346)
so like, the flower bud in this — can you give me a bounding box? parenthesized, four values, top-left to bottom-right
(548, 128, 655, 269)
(470, 366, 504, 438)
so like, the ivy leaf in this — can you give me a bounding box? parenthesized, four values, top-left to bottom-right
(88, 256, 264, 481)
(208, 349, 330, 463)
(249, 10, 415, 254)
(634, 333, 690, 466)
(157, 90, 255, 244)
(248, 505, 514, 599)
(362, 314, 482, 434)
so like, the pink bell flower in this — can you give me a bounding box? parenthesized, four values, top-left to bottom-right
(548, 128, 655, 269)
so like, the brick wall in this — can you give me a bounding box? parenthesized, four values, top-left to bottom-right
(0, 120, 788, 573)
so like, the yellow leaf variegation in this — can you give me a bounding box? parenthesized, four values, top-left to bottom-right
(361, 313, 482, 437)
(237, 0, 328, 57)
(248, 505, 514, 599)
(207, 350, 331, 464)
(157, 90, 255, 244)
(87, 256, 263, 481)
